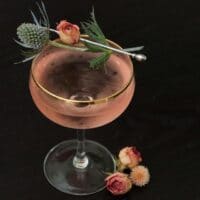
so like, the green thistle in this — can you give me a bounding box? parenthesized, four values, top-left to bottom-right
(15, 1, 50, 63)
(16, 23, 49, 49)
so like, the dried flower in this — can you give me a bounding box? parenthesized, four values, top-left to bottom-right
(105, 172, 132, 195)
(130, 165, 150, 187)
(56, 20, 80, 44)
(118, 146, 142, 169)
(16, 23, 49, 49)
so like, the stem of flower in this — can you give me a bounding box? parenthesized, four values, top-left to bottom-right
(48, 40, 87, 51)
(49, 28, 59, 34)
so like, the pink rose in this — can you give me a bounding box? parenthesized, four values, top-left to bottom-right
(119, 146, 142, 169)
(56, 20, 80, 44)
(105, 172, 132, 195)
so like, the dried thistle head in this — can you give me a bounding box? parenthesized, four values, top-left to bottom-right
(16, 23, 49, 49)
(14, 1, 51, 63)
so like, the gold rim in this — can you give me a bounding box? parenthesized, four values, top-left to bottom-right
(30, 36, 134, 105)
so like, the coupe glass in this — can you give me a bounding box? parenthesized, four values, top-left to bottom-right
(29, 37, 135, 195)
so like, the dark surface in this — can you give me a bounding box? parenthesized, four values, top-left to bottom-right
(1, 0, 200, 199)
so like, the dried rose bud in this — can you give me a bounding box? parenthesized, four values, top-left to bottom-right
(56, 20, 80, 44)
(118, 146, 142, 169)
(130, 165, 150, 187)
(105, 172, 132, 195)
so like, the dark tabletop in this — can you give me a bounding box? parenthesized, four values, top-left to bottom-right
(1, 0, 200, 199)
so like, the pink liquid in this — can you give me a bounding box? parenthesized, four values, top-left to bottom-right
(29, 45, 135, 129)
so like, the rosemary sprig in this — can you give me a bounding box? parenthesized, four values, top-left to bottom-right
(89, 51, 112, 69)
(81, 9, 112, 69)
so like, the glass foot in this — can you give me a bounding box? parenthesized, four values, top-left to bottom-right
(43, 140, 116, 195)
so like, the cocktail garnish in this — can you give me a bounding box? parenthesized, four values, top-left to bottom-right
(15, 1, 146, 68)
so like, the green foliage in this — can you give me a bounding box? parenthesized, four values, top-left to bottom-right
(89, 51, 112, 69)
(81, 9, 108, 46)
(81, 9, 112, 69)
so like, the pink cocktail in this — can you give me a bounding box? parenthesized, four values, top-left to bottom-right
(29, 38, 135, 195)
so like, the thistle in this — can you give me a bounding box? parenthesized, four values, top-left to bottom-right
(15, 1, 50, 63)
(16, 23, 49, 49)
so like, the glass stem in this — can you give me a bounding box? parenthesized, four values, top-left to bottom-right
(73, 129, 89, 169)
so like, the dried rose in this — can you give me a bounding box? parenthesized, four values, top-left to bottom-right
(56, 20, 80, 44)
(130, 165, 150, 187)
(118, 146, 142, 169)
(105, 172, 132, 195)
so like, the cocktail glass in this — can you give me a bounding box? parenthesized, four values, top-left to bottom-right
(29, 37, 135, 195)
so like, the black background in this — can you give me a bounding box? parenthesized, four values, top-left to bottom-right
(1, 0, 200, 199)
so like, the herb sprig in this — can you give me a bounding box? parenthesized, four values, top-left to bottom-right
(81, 9, 112, 69)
